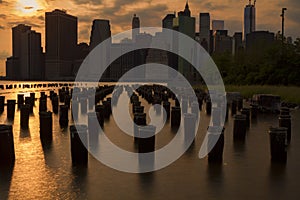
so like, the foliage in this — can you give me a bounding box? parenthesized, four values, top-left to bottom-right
(212, 38, 300, 86)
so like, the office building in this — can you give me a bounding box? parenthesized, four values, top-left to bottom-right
(173, 1, 196, 82)
(89, 19, 111, 51)
(132, 14, 140, 42)
(213, 30, 233, 54)
(246, 31, 274, 54)
(45, 9, 78, 80)
(244, 2, 256, 39)
(199, 13, 210, 52)
(162, 13, 176, 30)
(212, 20, 224, 32)
(233, 32, 243, 55)
(20, 30, 44, 80)
(6, 24, 44, 80)
(6, 24, 31, 80)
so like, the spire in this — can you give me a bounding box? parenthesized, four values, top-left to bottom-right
(185, 0, 189, 9)
(184, 0, 191, 16)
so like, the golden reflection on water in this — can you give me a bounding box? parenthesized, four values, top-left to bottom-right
(0, 82, 83, 199)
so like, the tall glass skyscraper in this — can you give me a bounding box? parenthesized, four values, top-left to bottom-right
(244, 3, 256, 40)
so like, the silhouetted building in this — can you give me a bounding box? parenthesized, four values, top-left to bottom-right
(45, 9, 78, 80)
(244, 3, 256, 40)
(20, 30, 44, 80)
(109, 43, 135, 81)
(6, 24, 44, 80)
(173, 1, 196, 82)
(73, 42, 90, 77)
(6, 24, 31, 80)
(88, 19, 111, 80)
(12, 24, 31, 59)
(233, 32, 243, 55)
(162, 13, 175, 30)
(199, 13, 210, 52)
(89, 19, 111, 51)
(246, 31, 274, 54)
(213, 30, 233, 54)
(6, 57, 19, 80)
(132, 14, 140, 42)
(145, 32, 168, 81)
(212, 20, 224, 32)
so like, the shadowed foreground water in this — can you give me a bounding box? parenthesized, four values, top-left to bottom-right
(0, 81, 300, 199)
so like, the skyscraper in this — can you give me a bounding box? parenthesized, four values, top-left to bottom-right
(6, 24, 31, 79)
(244, 2, 256, 39)
(20, 30, 44, 80)
(199, 13, 210, 52)
(212, 20, 225, 32)
(132, 14, 140, 42)
(89, 19, 111, 51)
(6, 24, 43, 80)
(45, 9, 78, 80)
(173, 1, 196, 82)
(233, 32, 243, 55)
(162, 13, 175, 30)
(12, 24, 31, 59)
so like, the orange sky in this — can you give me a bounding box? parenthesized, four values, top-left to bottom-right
(0, 0, 299, 76)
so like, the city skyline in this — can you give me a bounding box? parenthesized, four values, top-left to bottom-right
(0, 0, 299, 75)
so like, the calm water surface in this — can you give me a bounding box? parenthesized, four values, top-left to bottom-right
(0, 81, 299, 199)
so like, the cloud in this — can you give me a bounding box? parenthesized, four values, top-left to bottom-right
(71, 0, 104, 5)
(7, 20, 43, 29)
(0, 14, 6, 19)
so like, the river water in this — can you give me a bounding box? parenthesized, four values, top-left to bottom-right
(0, 81, 299, 199)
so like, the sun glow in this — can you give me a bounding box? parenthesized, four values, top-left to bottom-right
(16, 0, 45, 16)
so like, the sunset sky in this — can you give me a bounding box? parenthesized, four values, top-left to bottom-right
(0, 0, 299, 76)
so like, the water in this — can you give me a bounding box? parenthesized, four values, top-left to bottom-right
(0, 81, 300, 199)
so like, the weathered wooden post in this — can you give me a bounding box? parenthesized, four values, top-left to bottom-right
(206, 100, 212, 115)
(241, 108, 250, 127)
(59, 105, 69, 127)
(0, 96, 5, 113)
(231, 99, 237, 116)
(0, 125, 15, 166)
(80, 97, 87, 114)
(163, 101, 171, 119)
(39, 111, 53, 142)
(7, 100, 16, 120)
(171, 106, 181, 128)
(17, 94, 24, 109)
(138, 125, 156, 153)
(233, 114, 247, 140)
(20, 104, 30, 129)
(134, 113, 146, 143)
(51, 94, 59, 114)
(70, 125, 88, 165)
(269, 127, 287, 162)
(208, 126, 224, 163)
(279, 115, 291, 144)
(184, 113, 196, 141)
(39, 98, 47, 112)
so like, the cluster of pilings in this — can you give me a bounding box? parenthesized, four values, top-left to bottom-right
(0, 84, 295, 168)
(229, 96, 293, 163)
(0, 83, 117, 167)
